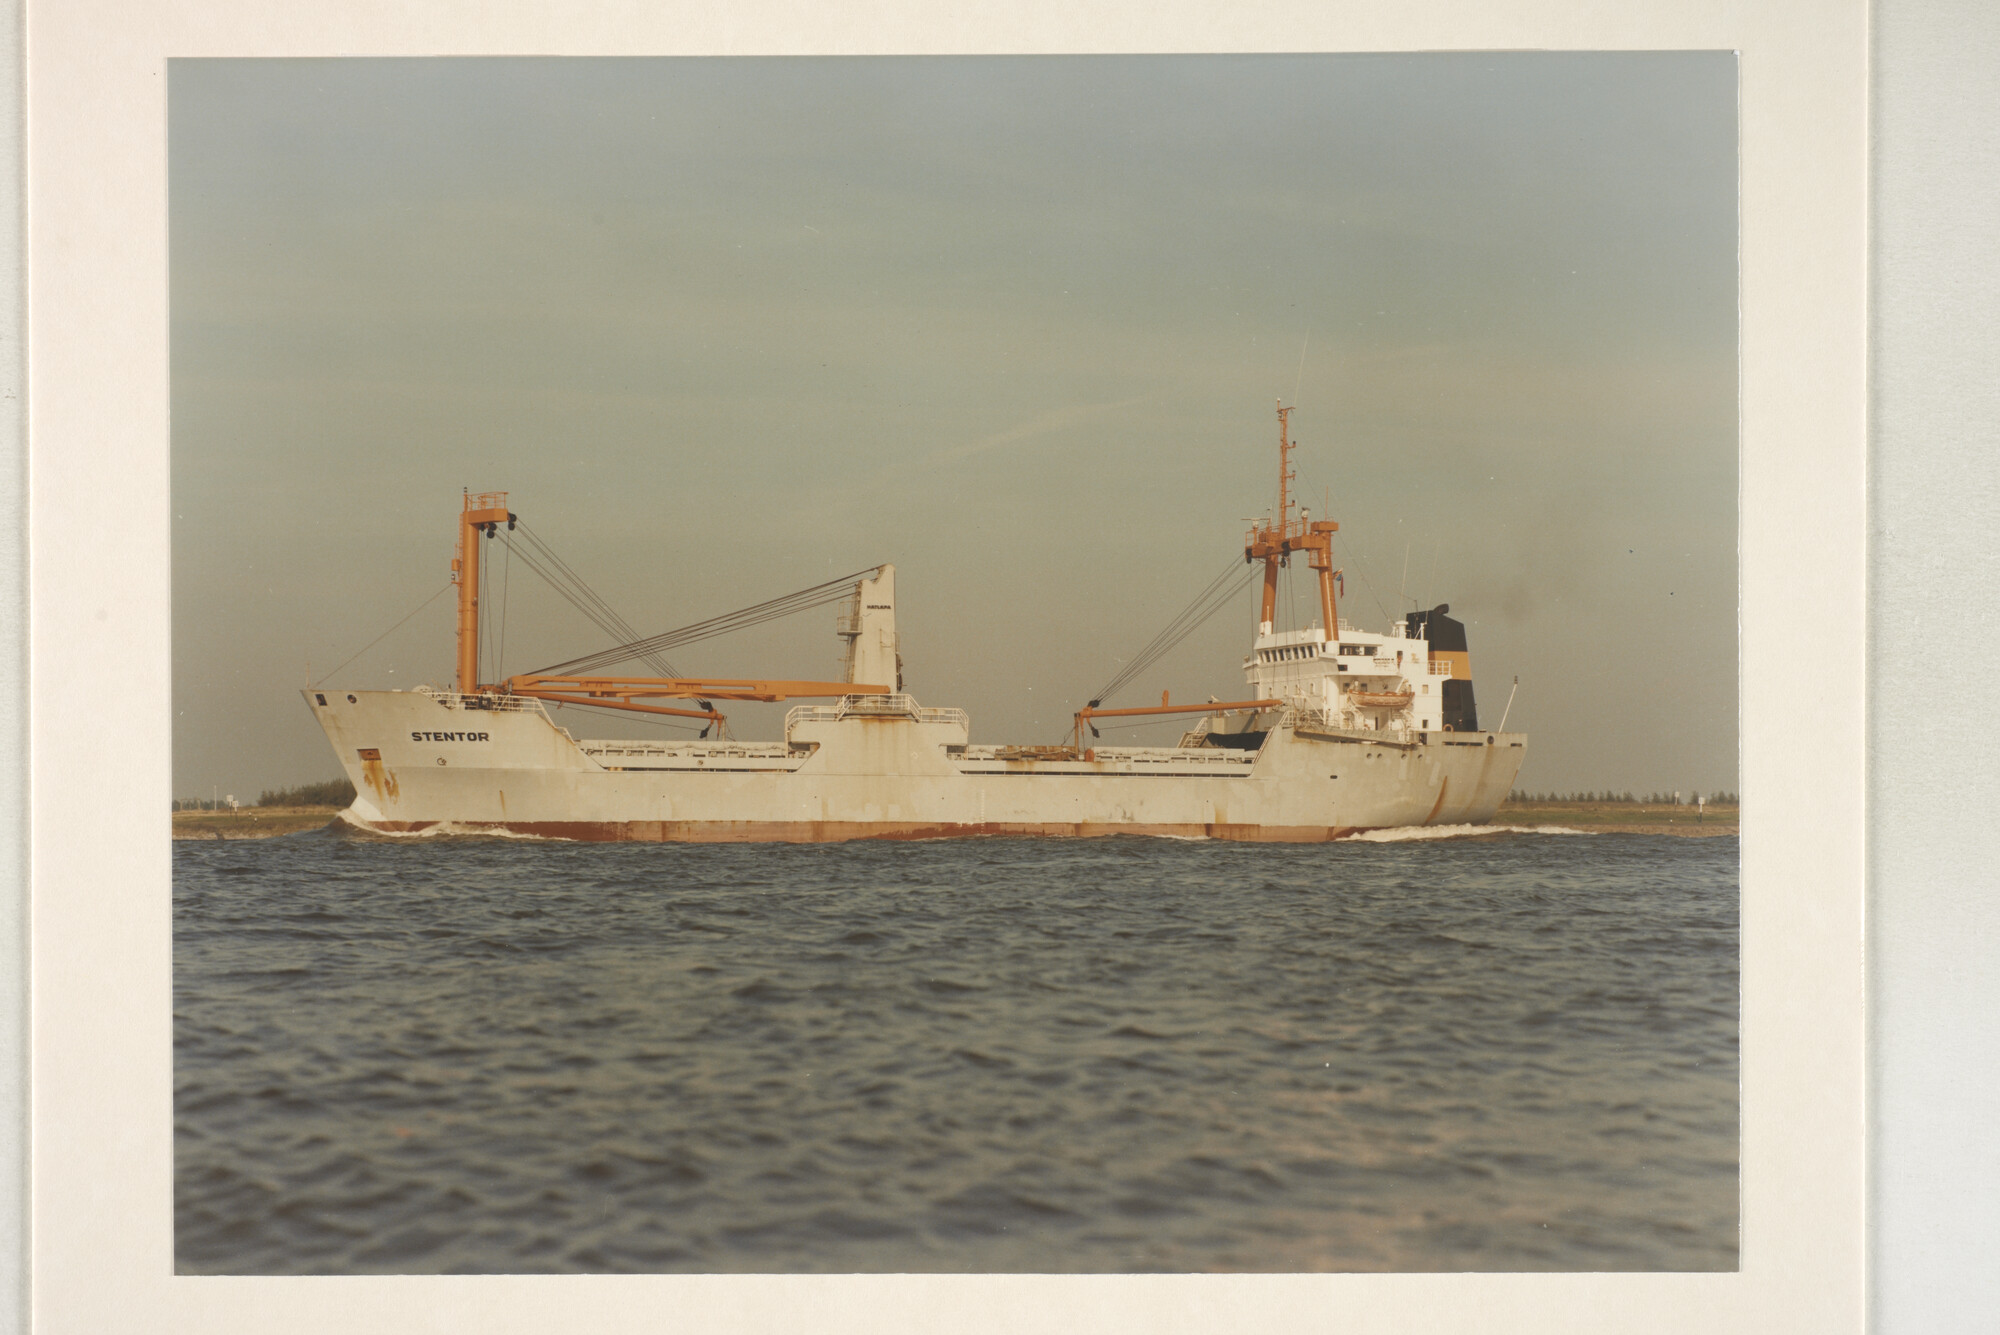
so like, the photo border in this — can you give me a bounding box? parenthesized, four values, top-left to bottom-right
(27, 2, 1864, 1330)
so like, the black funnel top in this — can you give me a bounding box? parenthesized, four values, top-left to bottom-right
(1404, 604, 1468, 654)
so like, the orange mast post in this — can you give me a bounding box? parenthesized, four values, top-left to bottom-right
(1244, 402, 1340, 637)
(455, 491, 514, 693)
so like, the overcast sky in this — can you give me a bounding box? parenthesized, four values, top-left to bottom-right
(170, 54, 1737, 801)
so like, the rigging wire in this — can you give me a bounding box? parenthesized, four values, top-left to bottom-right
(479, 528, 492, 683)
(311, 583, 454, 688)
(1086, 557, 1261, 708)
(499, 525, 683, 679)
(515, 524, 666, 661)
(497, 524, 512, 682)
(535, 566, 883, 679)
(1341, 543, 1396, 624)
(514, 524, 677, 672)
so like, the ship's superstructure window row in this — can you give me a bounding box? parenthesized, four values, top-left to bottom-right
(1258, 644, 1334, 663)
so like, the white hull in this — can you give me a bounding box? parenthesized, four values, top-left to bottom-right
(307, 688, 1526, 843)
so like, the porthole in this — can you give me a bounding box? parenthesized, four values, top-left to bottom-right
(347, 694, 358, 704)
(437, 757, 447, 766)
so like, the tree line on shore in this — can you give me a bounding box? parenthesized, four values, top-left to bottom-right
(1505, 790, 1739, 805)
(172, 778, 356, 811)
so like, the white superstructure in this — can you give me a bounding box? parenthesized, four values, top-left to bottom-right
(1244, 621, 1453, 734)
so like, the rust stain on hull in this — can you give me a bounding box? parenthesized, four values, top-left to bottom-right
(1422, 776, 1450, 826)
(358, 756, 399, 804)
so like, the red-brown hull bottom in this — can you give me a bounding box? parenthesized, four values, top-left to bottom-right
(351, 817, 1375, 844)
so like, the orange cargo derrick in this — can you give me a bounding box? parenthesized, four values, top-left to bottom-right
(450, 490, 893, 724)
(1072, 695, 1283, 746)
(503, 674, 892, 703)
(502, 673, 893, 724)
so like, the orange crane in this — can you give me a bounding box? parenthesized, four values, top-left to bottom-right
(1070, 403, 1332, 747)
(451, 491, 884, 728)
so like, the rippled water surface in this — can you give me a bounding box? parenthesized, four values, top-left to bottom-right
(175, 830, 1738, 1273)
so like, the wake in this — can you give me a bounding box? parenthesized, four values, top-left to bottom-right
(1340, 823, 1591, 843)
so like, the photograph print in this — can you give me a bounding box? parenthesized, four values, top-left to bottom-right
(171, 53, 1739, 1273)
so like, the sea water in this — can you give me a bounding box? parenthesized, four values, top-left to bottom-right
(174, 829, 1738, 1273)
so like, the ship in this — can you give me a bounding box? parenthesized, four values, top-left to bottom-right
(306, 405, 1525, 841)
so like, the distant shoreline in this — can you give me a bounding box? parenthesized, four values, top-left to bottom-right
(172, 806, 346, 840)
(1495, 801, 1739, 837)
(172, 801, 1740, 842)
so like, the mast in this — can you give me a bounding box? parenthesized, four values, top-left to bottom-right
(1244, 402, 1339, 637)
(1276, 402, 1296, 537)
(454, 490, 514, 693)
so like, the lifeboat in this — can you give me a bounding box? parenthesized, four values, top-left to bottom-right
(1349, 687, 1415, 710)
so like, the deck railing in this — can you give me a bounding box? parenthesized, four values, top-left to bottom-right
(416, 687, 550, 715)
(785, 695, 968, 729)
(578, 739, 793, 760)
